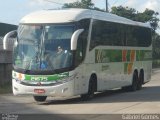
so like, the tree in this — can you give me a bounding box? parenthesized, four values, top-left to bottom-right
(111, 6, 159, 32)
(62, 0, 104, 11)
(111, 6, 137, 20)
(63, 0, 94, 9)
(152, 33, 160, 59)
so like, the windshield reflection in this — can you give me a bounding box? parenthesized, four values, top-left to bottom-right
(14, 24, 74, 72)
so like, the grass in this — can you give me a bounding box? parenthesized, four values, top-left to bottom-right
(0, 84, 12, 94)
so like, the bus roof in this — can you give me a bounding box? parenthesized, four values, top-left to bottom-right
(20, 8, 150, 28)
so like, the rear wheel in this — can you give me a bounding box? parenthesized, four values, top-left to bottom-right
(137, 72, 144, 90)
(122, 71, 138, 92)
(130, 72, 138, 91)
(33, 96, 47, 102)
(81, 77, 96, 101)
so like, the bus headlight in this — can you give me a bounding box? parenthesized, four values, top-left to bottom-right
(13, 72, 25, 81)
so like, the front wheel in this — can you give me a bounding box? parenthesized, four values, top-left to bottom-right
(33, 96, 47, 102)
(81, 78, 96, 101)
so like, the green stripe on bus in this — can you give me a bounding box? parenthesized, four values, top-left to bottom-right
(136, 50, 152, 61)
(24, 72, 69, 81)
(95, 49, 152, 63)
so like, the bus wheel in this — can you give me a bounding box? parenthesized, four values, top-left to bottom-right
(33, 96, 47, 102)
(137, 71, 144, 90)
(81, 77, 96, 101)
(130, 72, 138, 91)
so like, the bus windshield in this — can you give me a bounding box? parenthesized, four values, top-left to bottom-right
(14, 24, 74, 72)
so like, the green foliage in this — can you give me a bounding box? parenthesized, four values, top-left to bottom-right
(152, 60, 160, 68)
(62, 0, 105, 11)
(111, 6, 159, 32)
(135, 9, 159, 32)
(63, 0, 94, 9)
(111, 6, 137, 20)
(152, 33, 160, 59)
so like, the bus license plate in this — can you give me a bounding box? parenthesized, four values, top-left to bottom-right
(34, 89, 45, 94)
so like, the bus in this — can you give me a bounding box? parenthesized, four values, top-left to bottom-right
(3, 9, 152, 102)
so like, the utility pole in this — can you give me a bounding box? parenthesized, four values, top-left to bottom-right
(106, 0, 108, 12)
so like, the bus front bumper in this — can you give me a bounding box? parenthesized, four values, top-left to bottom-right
(12, 79, 75, 97)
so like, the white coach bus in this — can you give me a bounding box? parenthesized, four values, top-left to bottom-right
(4, 9, 152, 102)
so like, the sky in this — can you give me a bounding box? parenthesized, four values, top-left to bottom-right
(0, 0, 160, 32)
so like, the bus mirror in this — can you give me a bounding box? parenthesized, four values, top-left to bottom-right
(71, 29, 84, 50)
(3, 30, 17, 50)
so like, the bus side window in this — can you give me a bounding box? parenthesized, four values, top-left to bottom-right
(90, 20, 125, 50)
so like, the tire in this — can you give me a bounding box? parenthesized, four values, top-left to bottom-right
(81, 78, 96, 101)
(33, 96, 47, 102)
(130, 72, 138, 91)
(137, 72, 143, 90)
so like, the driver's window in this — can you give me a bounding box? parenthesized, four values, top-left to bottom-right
(75, 19, 90, 66)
